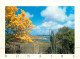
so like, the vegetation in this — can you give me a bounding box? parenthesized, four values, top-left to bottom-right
(5, 6, 74, 54)
(50, 27, 74, 54)
(5, 6, 34, 44)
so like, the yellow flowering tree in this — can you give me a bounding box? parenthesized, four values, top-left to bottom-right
(5, 6, 34, 44)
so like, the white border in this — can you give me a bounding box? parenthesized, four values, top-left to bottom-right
(0, 0, 80, 59)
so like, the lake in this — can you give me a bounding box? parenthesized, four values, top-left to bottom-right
(38, 36, 50, 42)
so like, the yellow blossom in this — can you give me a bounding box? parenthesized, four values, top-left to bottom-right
(21, 10, 26, 17)
(13, 6, 18, 12)
(5, 6, 34, 44)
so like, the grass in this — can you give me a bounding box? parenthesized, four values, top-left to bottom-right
(5, 40, 51, 54)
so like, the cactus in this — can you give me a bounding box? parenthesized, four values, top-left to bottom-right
(50, 30, 56, 54)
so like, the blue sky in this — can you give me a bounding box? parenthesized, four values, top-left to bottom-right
(17, 6, 75, 35)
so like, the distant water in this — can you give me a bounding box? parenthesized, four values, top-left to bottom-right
(38, 36, 50, 42)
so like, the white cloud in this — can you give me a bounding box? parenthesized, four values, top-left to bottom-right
(32, 6, 74, 35)
(33, 25, 40, 30)
(67, 14, 74, 21)
(64, 21, 74, 27)
(41, 6, 67, 22)
(40, 21, 63, 29)
(26, 12, 34, 18)
(33, 25, 49, 35)
(33, 21, 63, 35)
(41, 6, 74, 22)
(33, 20, 74, 35)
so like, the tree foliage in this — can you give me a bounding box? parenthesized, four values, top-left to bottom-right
(55, 27, 74, 54)
(5, 6, 34, 44)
